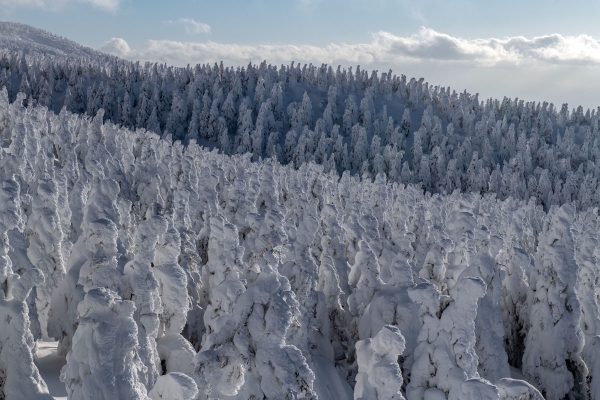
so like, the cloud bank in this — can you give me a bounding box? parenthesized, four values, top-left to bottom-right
(99, 37, 131, 55)
(100, 27, 600, 68)
(99, 27, 600, 109)
(0, 0, 120, 12)
(168, 18, 211, 34)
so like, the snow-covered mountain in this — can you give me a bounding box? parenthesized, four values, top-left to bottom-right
(0, 22, 597, 400)
(0, 21, 112, 60)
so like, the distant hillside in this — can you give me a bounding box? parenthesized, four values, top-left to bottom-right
(0, 22, 597, 214)
(0, 21, 112, 60)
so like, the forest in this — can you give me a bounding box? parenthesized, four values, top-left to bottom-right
(0, 21, 598, 400)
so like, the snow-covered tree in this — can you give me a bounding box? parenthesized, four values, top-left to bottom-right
(523, 204, 586, 400)
(194, 215, 247, 398)
(407, 277, 499, 400)
(354, 325, 406, 400)
(0, 176, 51, 399)
(61, 288, 150, 400)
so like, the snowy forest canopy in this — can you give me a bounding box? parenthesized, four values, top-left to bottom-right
(3, 33, 600, 212)
(1, 21, 600, 400)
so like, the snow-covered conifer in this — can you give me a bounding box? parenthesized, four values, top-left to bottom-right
(348, 240, 383, 318)
(407, 277, 498, 400)
(354, 325, 406, 400)
(195, 215, 247, 398)
(153, 220, 196, 376)
(459, 247, 511, 383)
(0, 176, 51, 399)
(523, 204, 586, 400)
(61, 288, 150, 400)
(28, 173, 65, 339)
(123, 213, 167, 391)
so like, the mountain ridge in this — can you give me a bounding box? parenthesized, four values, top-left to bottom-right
(0, 21, 114, 61)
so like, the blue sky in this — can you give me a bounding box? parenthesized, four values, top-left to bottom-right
(3, 0, 600, 109)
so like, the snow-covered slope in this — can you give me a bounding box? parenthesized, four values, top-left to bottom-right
(0, 22, 112, 60)
(35, 342, 67, 400)
(0, 24, 597, 213)
(0, 89, 594, 399)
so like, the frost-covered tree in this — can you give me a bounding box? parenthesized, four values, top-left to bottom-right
(227, 262, 317, 399)
(194, 215, 247, 398)
(459, 246, 511, 383)
(348, 240, 383, 318)
(495, 379, 544, 400)
(354, 325, 406, 400)
(496, 246, 531, 369)
(523, 204, 586, 400)
(572, 209, 600, 399)
(154, 220, 196, 377)
(407, 278, 499, 400)
(123, 213, 167, 391)
(28, 174, 65, 339)
(196, 207, 317, 398)
(60, 288, 150, 400)
(0, 176, 51, 399)
(48, 178, 121, 356)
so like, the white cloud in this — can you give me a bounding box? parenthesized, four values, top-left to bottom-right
(99, 28, 600, 109)
(87, 0, 119, 11)
(98, 28, 600, 68)
(168, 18, 211, 34)
(0, 0, 120, 11)
(126, 39, 377, 67)
(99, 37, 130, 56)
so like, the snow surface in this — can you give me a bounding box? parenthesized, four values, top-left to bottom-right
(310, 357, 353, 400)
(35, 342, 67, 400)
